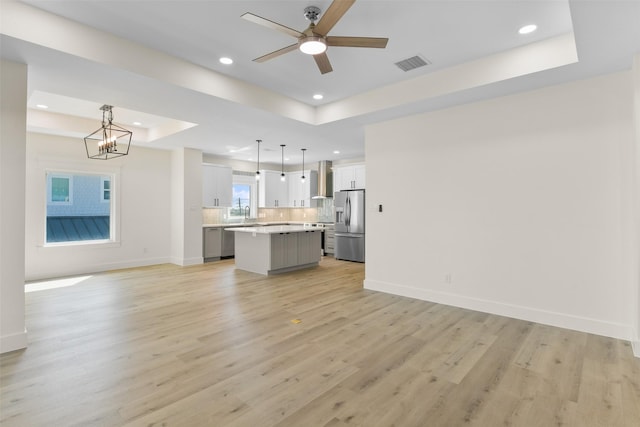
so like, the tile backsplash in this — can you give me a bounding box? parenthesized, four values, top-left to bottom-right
(202, 208, 224, 225)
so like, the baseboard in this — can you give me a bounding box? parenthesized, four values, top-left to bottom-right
(25, 256, 172, 281)
(632, 341, 640, 358)
(0, 330, 27, 354)
(364, 279, 633, 341)
(170, 256, 203, 267)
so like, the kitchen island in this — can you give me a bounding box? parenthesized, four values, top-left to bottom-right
(225, 225, 322, 275)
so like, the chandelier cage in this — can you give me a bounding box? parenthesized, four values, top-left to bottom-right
(84, 105, 132, 160)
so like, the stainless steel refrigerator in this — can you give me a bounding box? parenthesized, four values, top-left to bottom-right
(334, 189, 365, 262)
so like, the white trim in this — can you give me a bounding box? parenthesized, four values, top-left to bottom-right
(100, 176, 111, 203)
(42, 162, 120, 247)
(0, 330, 28, 354)
(42, 239, 120, 249)
(24, 257, 173, 282)
(364, 279, 633, 341)
(170, 256, 204, 267)
(633, 341, 640, 358)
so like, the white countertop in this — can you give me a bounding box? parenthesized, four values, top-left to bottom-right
(225, 225, 321, 234)
(203, 222, 292, 228)
(204, 221, 333, 229)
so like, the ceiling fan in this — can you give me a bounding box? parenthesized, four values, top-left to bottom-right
(241, 0, 388, 74)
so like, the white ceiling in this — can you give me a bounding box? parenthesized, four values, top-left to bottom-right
(1, 0, 639, 165)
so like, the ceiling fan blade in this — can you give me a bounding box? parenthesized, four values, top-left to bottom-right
(327, 36, 388, 48)
(253, 43, 299, 63)
(313, 0, 356, 36)
(313, 52, 333, 74)
(241, 12, 304, 38)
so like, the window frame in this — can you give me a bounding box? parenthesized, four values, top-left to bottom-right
(42, 162, 120, 248)
(101, 176, 111, 203)
(229, 173, 257, 220)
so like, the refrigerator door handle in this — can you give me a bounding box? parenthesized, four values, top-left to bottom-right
(346, 196, 351, 228)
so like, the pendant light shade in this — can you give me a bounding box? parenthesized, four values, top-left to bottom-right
(301, 148, 307, 183)
(280, 144, 286, 182)
(255, 139, 261, 181)
(84, 105, 132, 160)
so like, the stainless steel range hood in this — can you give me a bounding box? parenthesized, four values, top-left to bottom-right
(312, 160, 333, 199)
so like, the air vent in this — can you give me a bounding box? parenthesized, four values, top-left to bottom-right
(394, 55, 431, 72)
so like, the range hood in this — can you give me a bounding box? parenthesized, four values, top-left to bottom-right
(312, 160, 333, 199)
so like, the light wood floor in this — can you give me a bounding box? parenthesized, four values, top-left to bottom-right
(1, 257, 639, 426)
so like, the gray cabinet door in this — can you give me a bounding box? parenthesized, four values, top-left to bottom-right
(203, 228, 222, 259)
(270, 233, 298, 269)
(298, 231, 321, 264)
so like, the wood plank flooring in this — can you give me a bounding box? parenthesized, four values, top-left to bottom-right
(1, 257, 639, 426)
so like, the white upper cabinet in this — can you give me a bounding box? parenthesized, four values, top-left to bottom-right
(258, 170, 288, 208)
(287, 170, 317, 208)
(202, 164, 232, 207)
(333, 164, 365, 192)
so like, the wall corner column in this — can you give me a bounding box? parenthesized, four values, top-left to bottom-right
(170, 147, 203, 266)
(632, 53, 640, 357)
(0, 60, 28, 353)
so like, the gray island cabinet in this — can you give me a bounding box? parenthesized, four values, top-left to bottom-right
(225, 225, 321, 275)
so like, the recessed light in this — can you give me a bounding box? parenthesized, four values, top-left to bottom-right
(219, 57, 233, 65)
(313, 94, 323, 100)
(518, 24, 537, 35)
(36, 104, 49, 109)
(133, 121, 142, 126)
(333, 150, 340, 154)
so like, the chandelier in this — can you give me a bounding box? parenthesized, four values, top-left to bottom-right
(84, 105, 132, 160)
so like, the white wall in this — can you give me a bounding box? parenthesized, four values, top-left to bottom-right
(364, 71, 636, 340)
(633, 54, 640, 355)
(25, 133, 173, 280)
(0, 60, 28, 353)
(170, 148, 203, 266)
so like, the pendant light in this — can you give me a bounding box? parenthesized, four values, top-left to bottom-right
(280, 144, 286, 182)
(301, 148, 307, 183)
(255, 139, 261, 181)
(84, 105, 132, 160)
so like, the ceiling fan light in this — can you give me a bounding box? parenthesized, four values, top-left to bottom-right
(299, 37, 327, 55)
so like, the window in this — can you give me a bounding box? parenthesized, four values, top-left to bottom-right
(46, 171, 113, 244)
(230, 183, 250, 216)
(101, 177, 111, 202)
(48, 174, 72, 204)
(229, 173, 257, 219)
